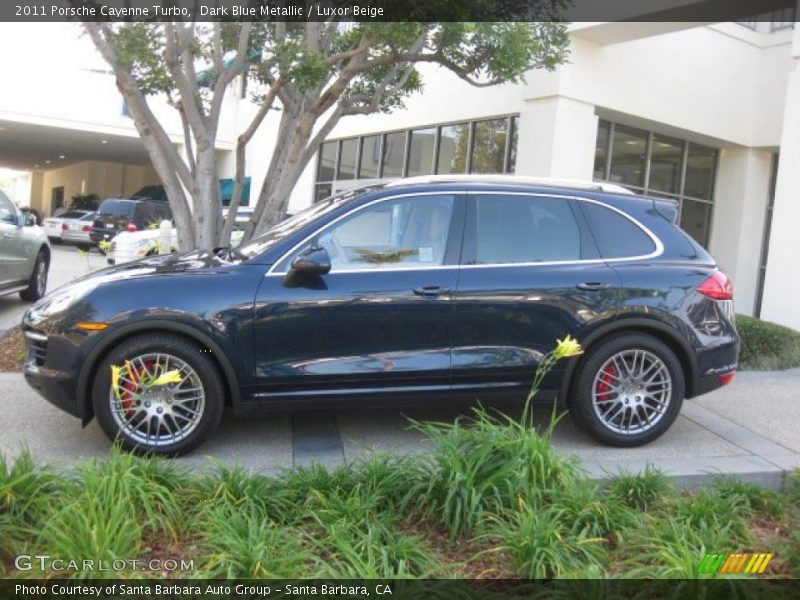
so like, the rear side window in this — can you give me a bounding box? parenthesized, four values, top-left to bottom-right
(473, 194, 582, 264)
(59, 211, 86, 220)
(582, 202, 656, 258)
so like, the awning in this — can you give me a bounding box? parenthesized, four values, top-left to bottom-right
(219, 177, 251, 206)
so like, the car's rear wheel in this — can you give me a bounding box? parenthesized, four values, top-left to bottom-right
(92, 334, 224, 456)
(20, 251, 48, 301)
(568, 333, 684, 447)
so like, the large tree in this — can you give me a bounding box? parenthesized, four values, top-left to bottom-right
(83, 18, 569, 250)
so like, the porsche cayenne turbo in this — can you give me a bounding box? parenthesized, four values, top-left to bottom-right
(22, 176, 739, 455)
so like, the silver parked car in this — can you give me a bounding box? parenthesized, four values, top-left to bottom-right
(61, 212, 96, 249)
(0, 191, 50, 301)
(43, 209, 93, 244)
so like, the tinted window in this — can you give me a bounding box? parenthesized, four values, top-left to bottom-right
(582, 202, 656, 258)
(474, 195, 581, 264)
(97, 200, 136, 217)
(0, 191, 16, 225)
(59, 211, 87, 220)
(280, 194, 455, 272)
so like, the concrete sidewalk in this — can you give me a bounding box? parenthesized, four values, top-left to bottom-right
(1, 369, 797, 488)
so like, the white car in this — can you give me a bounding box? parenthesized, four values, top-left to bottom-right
(108, 220, 247, 265)
(60, 212, 96, 249)
(42, 210, 93, 244)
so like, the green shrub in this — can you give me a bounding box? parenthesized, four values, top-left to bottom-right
(482, 504, 605, 578)
(407, 407, 580, 537)
(606, 466, 673, 511)
(736, 314, 800, 370)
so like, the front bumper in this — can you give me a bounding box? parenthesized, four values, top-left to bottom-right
(22, 329, 85, 420)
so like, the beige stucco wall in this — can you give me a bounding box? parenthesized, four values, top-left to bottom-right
(37, 161, 159, 215)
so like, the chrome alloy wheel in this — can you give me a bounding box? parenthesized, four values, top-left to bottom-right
(591, 349, 672, 435)
(35, 259, 47, 296)
(109, 353, 205, 447)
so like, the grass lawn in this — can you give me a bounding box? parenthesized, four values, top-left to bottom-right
(1, 407, 798, 580)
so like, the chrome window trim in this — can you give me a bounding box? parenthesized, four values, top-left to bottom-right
(265, 190, 664, 277)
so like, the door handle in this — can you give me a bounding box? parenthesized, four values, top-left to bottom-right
(576, 282, 612, 291)
(2, 233, 11, 240)
(413, 285, 451, 297)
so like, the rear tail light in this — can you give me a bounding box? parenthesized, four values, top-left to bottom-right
(62, 224, 68, 231)
(126, 221, 138, 232)
(697, 270, 733, 301)
(82, 225, 92, 232)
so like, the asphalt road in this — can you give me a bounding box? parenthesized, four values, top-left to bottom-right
(1, 244, 798, 486)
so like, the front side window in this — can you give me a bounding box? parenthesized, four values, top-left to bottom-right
(473, 194, 582, 264)
(0, 191, 16, 225)
(279, 194, 455, 272)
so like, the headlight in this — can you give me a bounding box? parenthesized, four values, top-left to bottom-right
(34, 281, 97, 317)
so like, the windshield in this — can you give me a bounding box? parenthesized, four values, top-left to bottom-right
(235, 186, 384, 260)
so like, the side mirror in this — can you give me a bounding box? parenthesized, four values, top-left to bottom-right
(21, 213, 36, 227)
(290, 245, 331, 276)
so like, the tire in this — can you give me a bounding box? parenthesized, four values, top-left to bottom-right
(77, 243, 90, 252)
(19, 251, 48, 301)
(92, 333, 225, 456)
(568, 333, 685, 447)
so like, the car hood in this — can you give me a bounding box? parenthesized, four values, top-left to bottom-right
(92, 249, 236, 282)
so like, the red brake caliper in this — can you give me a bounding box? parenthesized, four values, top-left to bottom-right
(596, 365, 618, 402)
(120, 360, 155, 418)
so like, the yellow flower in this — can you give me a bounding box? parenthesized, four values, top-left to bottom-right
(110, 364, 122, 399)
(149, 370, 183, 387)
(554, 335, 583, 359)
(98, 240, 112, 252)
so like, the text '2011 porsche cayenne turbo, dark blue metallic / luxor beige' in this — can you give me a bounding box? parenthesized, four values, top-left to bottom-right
(22, 176, 739, 455)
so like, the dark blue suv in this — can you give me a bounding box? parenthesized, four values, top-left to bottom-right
(22, 176, 739, 455)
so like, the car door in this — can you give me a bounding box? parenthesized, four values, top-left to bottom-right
(252, 192, 465, 404)
(0, 192, 28, 286)
(451, 191, 621, 394)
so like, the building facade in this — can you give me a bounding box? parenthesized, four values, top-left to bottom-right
(1, 19, 798, 332)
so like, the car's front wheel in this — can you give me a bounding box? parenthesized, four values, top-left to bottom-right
(20, 251, 48, 301)
(568, 333, 685, 447)
(92, 333, 224, 456)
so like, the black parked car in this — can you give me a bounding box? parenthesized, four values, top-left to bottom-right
(90, 195, 172, 250)
(22, 176, 738, 455)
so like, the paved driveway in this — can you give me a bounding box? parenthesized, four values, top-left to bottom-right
(0, 244, 107, 333)
(1, 245, 797, 487)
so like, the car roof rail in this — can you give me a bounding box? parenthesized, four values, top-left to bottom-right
(383, 174, 635, 195)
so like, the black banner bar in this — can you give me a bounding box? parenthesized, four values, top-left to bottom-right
(2, 579, 799, 600)
(1, 0, 798, 23)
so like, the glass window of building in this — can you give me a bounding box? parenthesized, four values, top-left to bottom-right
(608, 125, 648, 189)
(314, 115, 519, 201)
(594, 120, 610, 180)
(508, 116, 519, 173)
(317, 141, 337, 182)
(679, 199, 713, 247)
(381, 132, 406, 178)
(684, 143, 717, 199)
(406, 128, 437, 177)
(648, 134, 684, 195)
(471, 118, 508, 174)
(337, 138, 359, 180)
(358, 135, 381, 179)
(437, 123, 469, 174)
